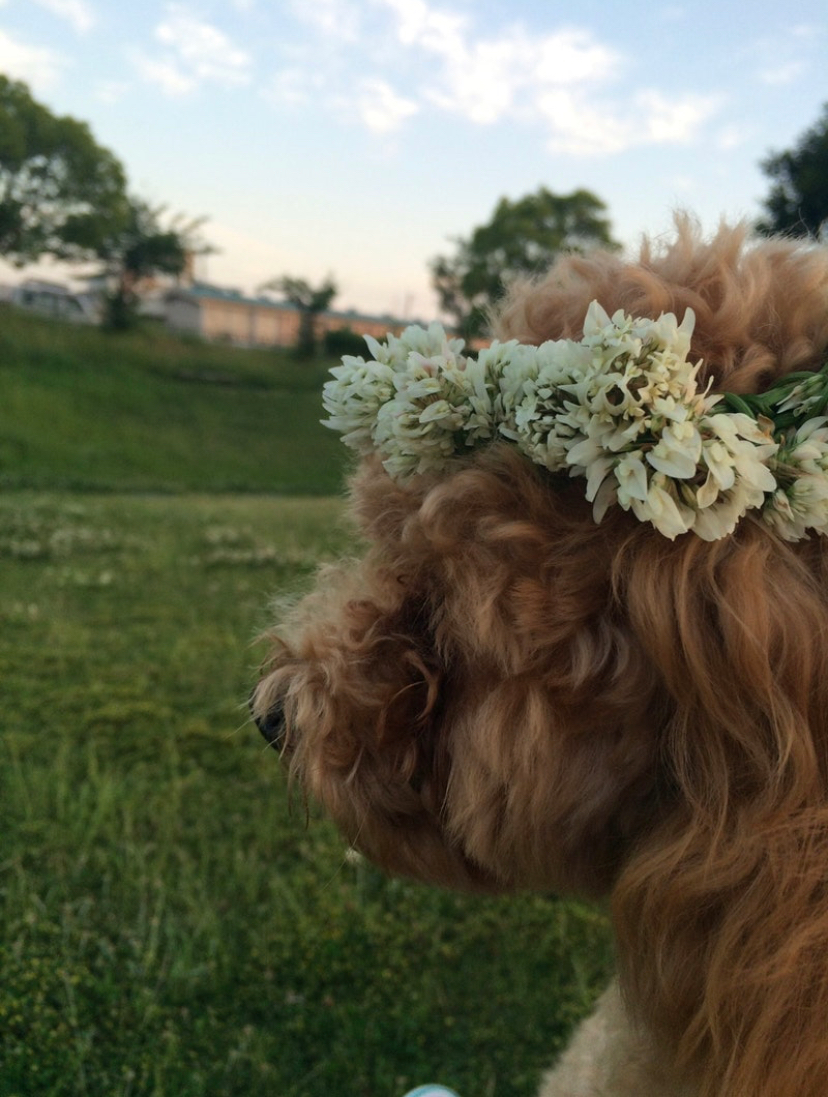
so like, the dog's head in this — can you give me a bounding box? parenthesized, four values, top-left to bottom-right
(252, 218, 828, 1095)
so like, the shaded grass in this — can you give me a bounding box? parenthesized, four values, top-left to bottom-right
(0, 492, 613, 1097)
(0, 307, 347, 494)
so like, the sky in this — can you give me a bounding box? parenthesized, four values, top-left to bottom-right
(1, 0, 826, 321)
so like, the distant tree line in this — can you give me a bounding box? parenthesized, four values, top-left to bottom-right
(0, 74, 206, 329)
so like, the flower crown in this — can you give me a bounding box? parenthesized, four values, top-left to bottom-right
(322, 302, 828, 542)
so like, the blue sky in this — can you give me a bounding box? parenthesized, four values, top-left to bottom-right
(1, 0, 826, 319)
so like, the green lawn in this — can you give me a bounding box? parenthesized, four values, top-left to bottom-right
(0, 314, 613, 1097)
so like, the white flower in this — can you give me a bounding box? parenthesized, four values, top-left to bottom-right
(700, 413, 778, 494)
(787, 416, 828, 471)
(629, 474, 695, 540)
(565, 416, 620, 471)
(365, 322, 464, 368)
(698, 438, 737, 497)
(360, 325, 499, 477)
(789, 475, 828, 533)
(763, 476, 828, 541)
(761, 417, 828, 539)
(501, 340, 587, 471)
(584, 454, 615, 506)
(614, 451, 650, 508)
(693, 484, 756, 541)
(647, 420, 703, 479)
(492, 341, 539, 437)
(322, 357, 397, 451)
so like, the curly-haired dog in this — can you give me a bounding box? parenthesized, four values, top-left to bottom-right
(252, 218, 828, 1097)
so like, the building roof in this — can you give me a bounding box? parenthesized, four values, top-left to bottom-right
(167, 282, 292, 310)
(168, 281, 417, 327)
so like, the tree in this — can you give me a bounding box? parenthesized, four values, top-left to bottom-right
(261, 275, 337, 356)
(0, 75, 128, 264)
(757, 104, 828, 238)
(430, 187, 619, 338)
(96, 198, 203, 329)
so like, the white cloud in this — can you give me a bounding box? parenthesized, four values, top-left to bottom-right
(132, 51, 195, 96)
(289, 0, 362, 42)
(716, 124, 750, 151)
(536, 89, 624, 154)
(32, 0, 95, 34)
(157, 5, 252, 84)
(370, 0, 622, 130)
(636, 90, 720, 144)
(264, 66, 326, 108)
(135, 3, 252, 94)
(789, 22, 823, 40)
(537, 88, 720, 156)
(668, 174, 697, 194)
(657, 5, 687, 22)
(759, 61, 805, 86)
(95, 79, 130, 104)
(379, 0, 467, 54)
(743, 22, 821, 88)
(533, 29, 620, 85)
(357, 78, 418, 132)
(280, 0, 719, 155)
(0, 28, 65, 91)
(427, 28, 621, 126)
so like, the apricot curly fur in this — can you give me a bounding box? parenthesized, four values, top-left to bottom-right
(253, 216, 828, 1096)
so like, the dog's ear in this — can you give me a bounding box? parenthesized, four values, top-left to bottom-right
(382, 446, 670, 896)
(611, 526, 828, 1096)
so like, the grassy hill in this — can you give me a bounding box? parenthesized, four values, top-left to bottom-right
(0, 305, 348, 494)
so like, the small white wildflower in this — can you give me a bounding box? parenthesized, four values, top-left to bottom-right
(702, 414, 778, 493)
(647, 420, 703, 479)
(693, 484, 757, 541)
(584, 454, 616, 506)
(502, 341, 587, 471)
(322, 357, 397, 452)
(762, 417, 828, 539)
(629, 474, 695, 540)
(614, 451, 650, 508)
(365, 322, 464, 368)
(787, 416, 828, 470)
(763, 477, 828, 541)
(386, 336, 496, 475)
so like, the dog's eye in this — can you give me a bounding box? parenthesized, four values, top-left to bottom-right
(252, 695, 286, 750)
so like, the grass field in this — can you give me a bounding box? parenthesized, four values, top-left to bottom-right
(0, 312, 613, 1097)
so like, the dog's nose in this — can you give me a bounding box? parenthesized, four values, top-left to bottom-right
(251, 693, 286, 750)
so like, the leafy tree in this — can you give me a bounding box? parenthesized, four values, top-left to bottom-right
(431, 187, 619, 338)
(0, 74, 128, 264)
(757, 104, 828, 238)
(97, 198, 203, 330)
(261, 275, 337, 356)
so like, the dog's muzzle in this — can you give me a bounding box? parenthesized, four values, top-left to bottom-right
(251, 693, 287, 750)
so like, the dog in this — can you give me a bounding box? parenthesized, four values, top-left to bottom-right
(252, 216, 828, 1096)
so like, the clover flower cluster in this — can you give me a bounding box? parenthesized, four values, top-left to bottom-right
(321, 303, 828, 542)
